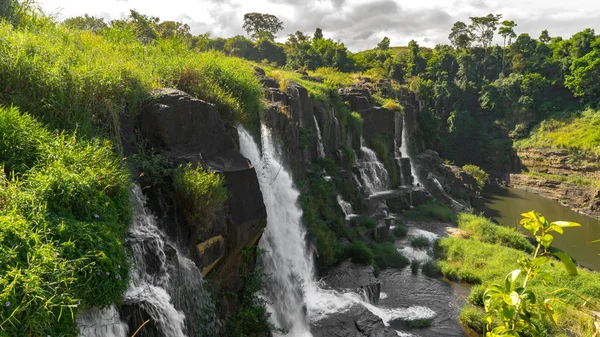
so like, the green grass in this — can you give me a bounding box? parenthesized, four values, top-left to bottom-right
(516, 109, 600, 156)
(438, 215, 600, 336)
(173, 163, 228, 239)
(372, 242, 409, 270)
(0, 106, 131, 336)
(524, 171, 600, 189)
(457, 213, 534, 253)
(403, 199, 456, 223)
(345, 240, 374, 265)
(0, 21, 264, 140)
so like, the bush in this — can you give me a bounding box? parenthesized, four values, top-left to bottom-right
(462, 164, 490, 190)
(457, 213, 534, 253)
(393, 224, 409, 238)
(410, 236, 431, 249)
(345, 240, 374, 265)
(350, 216, 377, 229)
(382, 99, 403, 112)
(0, 107, 131, 336)
(411, 260, 421, 274)
(403, 200, 456, 223)
(309, 220, 340, 266)
(459, 305, 487, 334)
(468, 284, 486, 306)
(342, 144, 356, 168)
(372, 242, 409, 269)
(173, 163, 228, 237)
(421, 260, 443, 278)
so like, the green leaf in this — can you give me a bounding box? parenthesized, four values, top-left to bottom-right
(554, 252, 578, 276)
(540, 233, 554, 248)
(537, 271, 554, 283)
(551, 221, 581, 228)
(507, 269, 521, 283)
(503, 305, 516, 320)
(590, 239, 600, 244)
(549, 224, 563, 234)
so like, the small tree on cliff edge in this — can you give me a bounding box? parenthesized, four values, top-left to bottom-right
(243, 12, 284, 41)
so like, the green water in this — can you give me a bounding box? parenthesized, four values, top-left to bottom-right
(482, 187, 600, 271)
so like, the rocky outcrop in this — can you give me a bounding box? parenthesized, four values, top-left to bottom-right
(508, 174, 600, 217)
(514, 148, 600, 217)
(137, 88, 267, 295)
(415, 150, 475, 209)
(321, 260, 381, 304)
(312, 306, 397, 337)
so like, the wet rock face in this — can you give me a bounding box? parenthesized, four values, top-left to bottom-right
(137, 88, 268, 295)
(339, 86, 372, 111)
(321, 260, 381, 304)
(311, 306, 397, 337)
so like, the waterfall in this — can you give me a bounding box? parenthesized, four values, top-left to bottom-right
(400, 113, 422, 186)
(239, 125, 314, 337)
(337, 195, 357, 220)
(357, 137, 390, 195)
(313, 115, 326, 158)
(394, 139, 406, 186)
(79, 186, 216, 337)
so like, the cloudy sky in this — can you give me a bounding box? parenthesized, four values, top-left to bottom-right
(38, 0, 600, 51)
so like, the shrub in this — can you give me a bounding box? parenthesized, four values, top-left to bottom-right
(173, 163, 228, 237)
(403, 200, 456, 223)
(411, 260, 421, 274)
(393, 224, 409, 238)
(459, 305, 487, 334)
(410, 236, 431, 249)
(372, 242, 409, 269)
(421, 260, 443, 278)
(345, 240, 374, 265)
(468, 284, 486, 307)
(350, 216, 377, 229)
(0, 107, 131, 336)
(462, 164, 490, 190)
(309, 220, 340, 266)
(342, 144, 356, 168)
(382, 99, 403, 112)
(349, 112, 364, 135)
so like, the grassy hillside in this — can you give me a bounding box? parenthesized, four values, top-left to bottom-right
(0, 21, 263, 141)
(516, 109, 600, 156)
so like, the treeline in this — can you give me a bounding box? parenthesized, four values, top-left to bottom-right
(58, 9, 600, 172)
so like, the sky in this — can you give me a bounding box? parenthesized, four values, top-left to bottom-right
(38, 0, 600, 51)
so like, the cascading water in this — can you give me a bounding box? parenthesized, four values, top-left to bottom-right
(313, 115, 326, 158)
(79, 186, 216, 337)
(239, 125, 315, 336)
(399, 113, 422, 186)
(357, 137, 390, 195)
(337, 195, 357, 220)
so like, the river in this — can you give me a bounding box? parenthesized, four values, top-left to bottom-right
(481, 187, 600, 271)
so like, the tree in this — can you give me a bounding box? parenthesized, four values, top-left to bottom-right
(156, 20, 191, 40)
(377, 36, 390, 50)
(313, 27, 323, 40)
(242, 12, 284, 41)
(539, 29, 551, 44)
(62, 14, 108, 33)
(468, 13, 502, 48)
(565, 50, 600, 100)
(448, 21, 472, 49)
(499, 20, 517, 46)
(499, 20, 517, 71)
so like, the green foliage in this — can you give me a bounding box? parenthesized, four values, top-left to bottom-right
(460, 305, 487, 334)
(299, 127, 316, 149)
(393, 224, 409, 238)
(421, 260, 443, 278)
(411, 260, 421, 274)
(223, 249, 273, 337)
(0, 21, 263, 140)
(457, 213, 534, 253)
(173, 164, 227, 237)
(403, 199, 456, 223)
(372, 242, 410, 270)
(516, 109, 600, 156)
(482, 211, 586, 336)
(345, 240, 374, 265)
(410, 236, 431, 249)
(462, 165, 490, 190)
(0, 107, 130, 336)
(439, 212, 600, 336)
(242, 12, 284, 41)
(342, 145, 356, 169)
(350, 216, 377, 229)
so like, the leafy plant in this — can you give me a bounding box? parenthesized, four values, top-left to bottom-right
(482, 211, 594, 336)
(410, 236, 431, 249)
(463, 164, 490, 191)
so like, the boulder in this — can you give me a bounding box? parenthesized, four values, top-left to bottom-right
(358, 106, 396, 150)
(311, 305, 397, 337)
(339, 86, 372, 111)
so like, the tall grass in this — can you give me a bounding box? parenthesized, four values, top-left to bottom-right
(0, 106, 131, 336)
(516, 109, 600, 156)
(0, 22, 263, 141)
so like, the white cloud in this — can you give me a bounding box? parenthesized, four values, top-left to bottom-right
(38, 0, 600, 51)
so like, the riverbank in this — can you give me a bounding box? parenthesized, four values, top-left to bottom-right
(435, 213, 600, 337)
